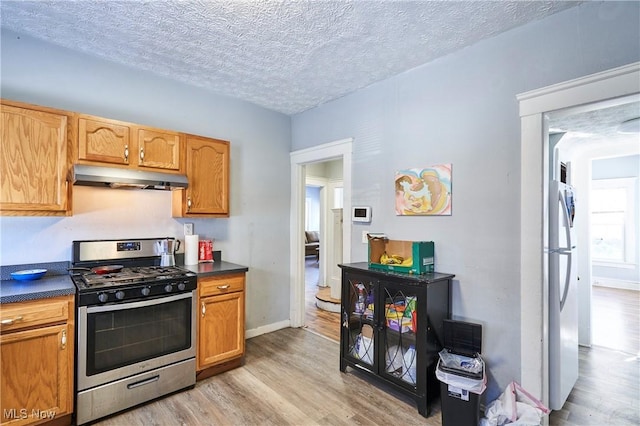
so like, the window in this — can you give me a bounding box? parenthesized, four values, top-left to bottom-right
(591, 178, 637, 266)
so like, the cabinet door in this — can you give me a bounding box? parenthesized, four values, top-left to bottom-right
(174, 135, 229, 217)
(1, 103, 70, 215)
(197, 291, 244, 370)
(136, 128, 181, 171)
(1, 324, 71, 426)
(77, 116, 131, 165)
(341, 272, 377, 369)
(379, 282, 420, 388)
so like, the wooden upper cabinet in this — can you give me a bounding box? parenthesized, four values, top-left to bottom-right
(76, 115, 182, 172)
(77, 116, 131, 165)
(136, 128, 181, 170)
(0, 100, 72, 216)
(173, 135, 229, 217)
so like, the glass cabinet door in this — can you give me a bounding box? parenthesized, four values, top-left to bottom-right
(342, 274, 376, 367)
(381, 284, 419, 387)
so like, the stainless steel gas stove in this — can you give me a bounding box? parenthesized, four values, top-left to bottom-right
(71, 238, 197, 425)
(73, 265, 196, 306)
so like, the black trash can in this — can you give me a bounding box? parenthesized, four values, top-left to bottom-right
(436, 320, 486, 426)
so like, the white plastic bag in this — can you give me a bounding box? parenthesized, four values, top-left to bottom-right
(435, 358, 487, 394)
(354, 334, 373, 364)
(480, 381, 550, 426)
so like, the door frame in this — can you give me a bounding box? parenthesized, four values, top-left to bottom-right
(518, 62, 639, 406)
(305, 175, 328, 288)
(290, 138, 353, 327)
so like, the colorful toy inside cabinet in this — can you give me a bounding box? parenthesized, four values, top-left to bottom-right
(368, 235, 434, 274)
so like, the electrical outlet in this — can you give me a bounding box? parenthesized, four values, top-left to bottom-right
(184, 223, 194, 236)
(362, 230, 369, 244)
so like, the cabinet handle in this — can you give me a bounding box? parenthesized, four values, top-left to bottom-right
(217, 284, 230, 290)
(140, 148, 145, 160)
(187, 197, 192, 210)
(1, 315, 23, 325)
(61, 330, 67, 350)
(201, 301, 206, 317)
(124, 145, 129, 161)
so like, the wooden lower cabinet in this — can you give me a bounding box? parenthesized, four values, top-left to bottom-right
(196, 273, 245, 377)
(0, 295, 74, 426)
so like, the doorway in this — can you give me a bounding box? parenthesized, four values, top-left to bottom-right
(547, 100, 640, 354)
(518, 62, 640, 406)
(304, 164, 343, 341)
(289, 138, 353, 329)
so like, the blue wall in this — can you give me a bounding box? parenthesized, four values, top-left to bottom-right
(593, 154, 640, 179)
(291, 1, 640, 400)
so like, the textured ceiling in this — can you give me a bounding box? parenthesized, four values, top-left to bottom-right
(549, 99, 640, 154)
(0, 0, 583, 115)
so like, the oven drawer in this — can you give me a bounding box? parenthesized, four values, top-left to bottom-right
(76, 358, 195, 425)
(1, 295, 71, 333)
(199, 273, 244, 297)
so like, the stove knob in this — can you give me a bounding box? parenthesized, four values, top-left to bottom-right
(177, 282, 186, 291)
(115, 290, 126, 300)
(98, 293, 108, 303)
(164, 284, 173, 293)
(141, 286, 151, 296)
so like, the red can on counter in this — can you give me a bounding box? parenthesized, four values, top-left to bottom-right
(198, 240, 214, 262)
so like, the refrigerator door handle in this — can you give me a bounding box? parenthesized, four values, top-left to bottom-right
(558, 190, 573, 312)
(559, 250, 572, 311)
(559, 191, 573, 251)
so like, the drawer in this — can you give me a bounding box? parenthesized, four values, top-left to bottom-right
(1, 295, 71, 333)
(199, 274, 244, 297)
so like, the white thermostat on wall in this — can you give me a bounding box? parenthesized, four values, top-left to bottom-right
(352, 206, 371, 223)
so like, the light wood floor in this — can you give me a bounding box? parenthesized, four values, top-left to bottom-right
(95, 327, 443, 426)
(591, 285, 639, 355)
(549, 285, 640, 425)
(301, 264, 640, 426)
(303, 257, 340, 342)
(93, 271, 638, 426)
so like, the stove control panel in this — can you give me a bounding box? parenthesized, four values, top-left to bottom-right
(77, 277, 197, 306)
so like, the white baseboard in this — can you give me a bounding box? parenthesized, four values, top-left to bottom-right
(593, 277, 639, 291)
(246, 319, 291, 339)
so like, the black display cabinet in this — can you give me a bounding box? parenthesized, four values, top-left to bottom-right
(338, 262, 453, 417)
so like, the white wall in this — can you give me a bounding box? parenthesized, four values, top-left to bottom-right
(0, 30, 292, 331)
(291, 1, 640, 401)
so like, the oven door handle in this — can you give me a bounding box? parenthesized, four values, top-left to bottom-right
(86, 291, 193, 313)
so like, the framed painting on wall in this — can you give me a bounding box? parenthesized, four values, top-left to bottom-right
(395, 164, 452, 215)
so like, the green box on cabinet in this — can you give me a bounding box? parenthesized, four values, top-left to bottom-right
(368, 237, 434, 274)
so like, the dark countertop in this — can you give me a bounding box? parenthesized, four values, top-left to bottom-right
(1, 270, 75, 304)
(180, 260, 249, 277)
(339, 262, 454, 284)
(0, 255, 248, 304)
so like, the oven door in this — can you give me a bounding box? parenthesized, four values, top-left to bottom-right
(77, 291, 196, 391)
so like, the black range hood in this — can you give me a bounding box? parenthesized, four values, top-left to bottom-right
(73, 164, 188, 190)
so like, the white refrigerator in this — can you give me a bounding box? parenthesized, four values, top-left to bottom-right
(549, 180, 579, 410)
